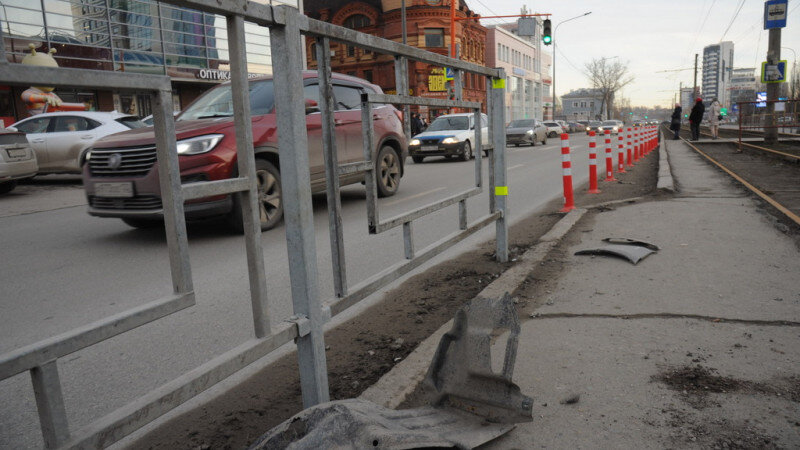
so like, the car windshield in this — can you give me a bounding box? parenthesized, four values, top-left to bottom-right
(588, 121, 602, 127)
(179, 80, 275, 121)
(427, 116, 469, 131)
(601, 121, 618, 126)
(508, 120, 535, 128)
(116, 117, 147, 129)
(544, 122, 559, 127)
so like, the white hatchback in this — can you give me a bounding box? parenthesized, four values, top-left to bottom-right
(408, 113, 491, 163)
(10, 111, 145, 174)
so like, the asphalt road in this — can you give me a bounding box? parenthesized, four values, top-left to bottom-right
(0, 133, 596, 448)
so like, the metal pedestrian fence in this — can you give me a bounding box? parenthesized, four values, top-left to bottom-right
(0, 2, 508, 448)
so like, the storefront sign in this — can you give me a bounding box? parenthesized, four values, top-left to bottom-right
(428, 68, 446, 92)
(197, 69, 262, 81)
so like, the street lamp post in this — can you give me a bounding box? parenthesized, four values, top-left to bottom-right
(552, 11, 591, 119)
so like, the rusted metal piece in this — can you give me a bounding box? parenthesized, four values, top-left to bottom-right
(253, 294, 531, 448)
(424, 293, 532, 423)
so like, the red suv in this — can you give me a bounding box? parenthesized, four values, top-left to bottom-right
(83, 72, 407, 230)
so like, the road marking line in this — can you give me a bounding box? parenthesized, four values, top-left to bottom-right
(384, 187, 447, 206)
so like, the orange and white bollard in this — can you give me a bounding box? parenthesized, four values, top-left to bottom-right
(626, 127, 633, 167)
(587, 131, 600, 194)
(633, 127, 640, 162)
(617, 132, 626, 173)
(603, 129, 616, 182)
(560, 133, 575, 212)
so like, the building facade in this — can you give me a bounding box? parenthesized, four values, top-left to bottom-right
(561, 88, 604, 122)
(304, 0, 487, 123)
(485, 15, 548, 123)
(702, 41, 734, 106)
(0, 0, 282, 124)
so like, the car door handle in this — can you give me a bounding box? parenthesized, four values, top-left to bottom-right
(81, 135, 94, 140)
(31, 138, 45, 143)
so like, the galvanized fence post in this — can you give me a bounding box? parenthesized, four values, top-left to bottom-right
(394, 55, 411, 140)
(317, 37, 348, 298)
(490, 72, 508, 262)
(270, 6, 330, 407)
(30, 361, 69, 448)
(227, 14, 271, 337)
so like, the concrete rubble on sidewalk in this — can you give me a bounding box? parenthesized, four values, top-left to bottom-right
(363, 137, 800, 448)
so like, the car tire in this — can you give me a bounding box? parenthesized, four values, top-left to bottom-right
(229, 158, 283, 233)
(412, 156, 425, 164)
(0, 180, 17, 194)
(121, 217, 161, 228)
(548, 131, 557, 138)
(459, 141, 472, 161)
(376, 145, 401, 198)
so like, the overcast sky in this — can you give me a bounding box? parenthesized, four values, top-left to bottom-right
(467, 0, 800, 107)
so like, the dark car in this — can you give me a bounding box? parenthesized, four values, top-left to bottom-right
(83, 71, 407, 231)
(585, 121, 603, 135)
(567, 122, 585, 132)
(505, 119, 547, 146)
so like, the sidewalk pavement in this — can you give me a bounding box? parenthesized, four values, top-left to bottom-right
(362, 138, 800, 448)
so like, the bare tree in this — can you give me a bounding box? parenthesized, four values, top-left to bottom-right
(585, 58, 634, 120)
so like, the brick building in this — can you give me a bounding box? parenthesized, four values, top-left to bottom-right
(304, 0, 487, 122)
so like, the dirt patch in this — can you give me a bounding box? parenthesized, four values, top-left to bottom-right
(659, 405, 782, 450)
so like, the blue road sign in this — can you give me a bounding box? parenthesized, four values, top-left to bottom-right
(445, 67, 454, 81)
(764, 0, 788, 29)
(761, 60, 787, 83)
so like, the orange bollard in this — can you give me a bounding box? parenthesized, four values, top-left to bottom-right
(617, 132, 626, 173)
(633, 127, 640, 162)
(603, 129, 616, 182)
(559, 133, 575, 212)
(626, 127, 633, 167)
(587, 131, 600, 194)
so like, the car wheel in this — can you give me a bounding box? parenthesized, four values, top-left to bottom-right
(548, 131, 557, 138)
(121, 217, 161, 228)
(459, 141, 472, 161)
(0, 180, 17, 194)
(229, 159, 283, 232)
(376, 145, 401, 198)
(412, 156, 425, 164)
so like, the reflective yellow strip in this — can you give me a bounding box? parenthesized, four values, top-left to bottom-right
(492, 78, 506, 89)
(495, 186, 508, 196)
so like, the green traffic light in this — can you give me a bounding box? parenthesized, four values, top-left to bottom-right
(543, 35, 552, 44)
(644, 115, 648, 119)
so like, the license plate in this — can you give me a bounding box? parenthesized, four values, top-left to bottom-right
(421, 145, 439, 151)
(95, 182, 134, 198)
(5, 148, 28, 159)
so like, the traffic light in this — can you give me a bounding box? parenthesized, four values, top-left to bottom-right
(542, 19, 552, 45)
(720, 107, 727, 116)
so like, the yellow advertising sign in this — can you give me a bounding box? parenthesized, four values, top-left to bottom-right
(428, 67, 446, 92)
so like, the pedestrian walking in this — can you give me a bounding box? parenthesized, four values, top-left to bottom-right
(670, 103, 682, 140)
(410, 113, 422, 136)
(708, 98, 722, 139)
(689, 97, 705, 141)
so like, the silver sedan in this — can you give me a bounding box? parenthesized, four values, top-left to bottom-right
(10, 111, 144, 174)
(505, 119, 548, 146)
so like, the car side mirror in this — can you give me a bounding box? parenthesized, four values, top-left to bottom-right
(304, 99, 320, 115)
(5, 126, 17, 132)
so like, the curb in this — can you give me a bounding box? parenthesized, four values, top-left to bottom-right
(359, 208, 587, 409)
(657, 131, 675, 192)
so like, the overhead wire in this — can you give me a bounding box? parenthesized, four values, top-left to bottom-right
(719, 0, 746, 42)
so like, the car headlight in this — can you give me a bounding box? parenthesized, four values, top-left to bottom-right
(442, 137, 459, 144)
(176, 134, 224, 155)
(410, 139, 420, 146)
(612, 127, 618, 132)
(526, 129, 534, 135)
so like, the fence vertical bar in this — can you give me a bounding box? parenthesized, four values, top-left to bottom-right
(403, 222, 414, 259)
(228, 14, 271, 337)
(270, 6, 329, 407)
(394, 55, 411, 141)
(473, 108, 482, 188)
(317, 37, 347, 298)
(31, 361, 69, 448)
(458, 199, 467, 230)
(490, 73, 508, 262)
(152, 89, 192, 295)
(362, 101, 379, 235)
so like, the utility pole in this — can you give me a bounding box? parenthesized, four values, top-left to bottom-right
(692, 54, 699, 100)
(765, 28, 781, 144)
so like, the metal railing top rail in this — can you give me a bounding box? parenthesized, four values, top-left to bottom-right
(0, 64, 172, 91)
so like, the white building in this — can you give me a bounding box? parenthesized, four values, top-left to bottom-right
(486, 11, 550, 122)
(702, 41, 734, 106)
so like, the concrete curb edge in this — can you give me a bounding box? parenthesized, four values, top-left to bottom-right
(359, 208, 587, 409)
(657, 130, 675, 192)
